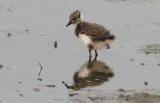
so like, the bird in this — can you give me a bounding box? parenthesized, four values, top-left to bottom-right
(66, 10, 115, 57)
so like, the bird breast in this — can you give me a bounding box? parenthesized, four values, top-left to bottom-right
(79, 34, 92, 47)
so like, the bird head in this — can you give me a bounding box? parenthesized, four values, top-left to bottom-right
(66, 10, 82, 27)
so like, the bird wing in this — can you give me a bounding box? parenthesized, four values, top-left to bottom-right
(80, 22, 110, 37)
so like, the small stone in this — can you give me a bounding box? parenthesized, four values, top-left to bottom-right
(118, 88, 127, 92)
(33, 88, 40, 92)
(37, 78, 42, 81)
(145, 51, 152, 54)
(7, 33, 12, 37)
(25, 29, 29, 32)
(0, 64, 3, 69)
(130, 59, 134, 61)
(18, 94, 24, 97)
(54, 41, 57, 48)
(140, 63, 145, 65)
(144, 82, 148, 86)
(18, 82, 22, 84)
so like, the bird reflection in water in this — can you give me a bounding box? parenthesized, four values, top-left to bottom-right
(63, 57, 114, 90)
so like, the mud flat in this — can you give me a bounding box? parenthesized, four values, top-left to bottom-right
(139, 44, 160, 55)
(0, 0, 160, 103)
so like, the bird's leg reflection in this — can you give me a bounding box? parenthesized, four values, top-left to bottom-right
(89, 54, 97, 62)
(95, 50, 98, 58)
(62, 58, 114, 90)
(89, 56, 92, 62)
(94, 53, 97, 61)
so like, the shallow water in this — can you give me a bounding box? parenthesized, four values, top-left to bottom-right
(0, 0, 160, 103)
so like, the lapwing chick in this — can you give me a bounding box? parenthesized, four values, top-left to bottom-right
(66, 10, 115, 57)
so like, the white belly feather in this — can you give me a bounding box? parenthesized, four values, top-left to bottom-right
(79, 34, 113, 50)
(93, 40, 113, 50)
(79, 34, 92, 47)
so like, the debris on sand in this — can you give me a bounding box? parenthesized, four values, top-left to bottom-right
(130, 59, 134, 62)
(25, 29, 29, 34)
(157, 64, 160, 66)
(54, 41, 57, 48)
(44, 85, 56, 88)
(18, 82, 22, 84)
(118, 88, 127, 92)
(37, 78, 42, 81)
(38, 63, 43, 76)
(17, 94, 24, 97)
(69, 93, 79, 97)
(0, 64, 3, 69)
(7, 33, 12, 37)
(25, 29, 29, 32)
(144, 82, 148, 86)
(140, 63, 145, 65)
(33, 88, 40, 92)
(35, 85, 56, 88)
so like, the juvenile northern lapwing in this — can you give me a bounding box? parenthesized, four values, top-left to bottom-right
(66, 10, 115, 57)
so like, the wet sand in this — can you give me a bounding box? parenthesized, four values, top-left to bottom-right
(0, 0, 160, 103)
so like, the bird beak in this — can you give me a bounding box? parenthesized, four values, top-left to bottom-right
(66, 22, 71, 27)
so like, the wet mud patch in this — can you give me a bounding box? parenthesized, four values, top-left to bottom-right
(138, 44, 160, 55)
(119, 92, 160, 103)
(98, 0, 156, 3)
(68, 89, 160, 103)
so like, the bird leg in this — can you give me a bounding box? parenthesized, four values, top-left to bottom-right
(94, 50, 98, 61)
(89, 47, 92, 57)
(95, 50, 98, 57)
(89, 56, 92, 62)
(88, 45, 93, 57)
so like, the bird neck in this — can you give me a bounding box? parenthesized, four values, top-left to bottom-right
(74, 20, 82, 27)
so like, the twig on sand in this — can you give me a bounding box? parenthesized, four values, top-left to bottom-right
(35, 84, 56, 88)
(39, 63, 43, 76)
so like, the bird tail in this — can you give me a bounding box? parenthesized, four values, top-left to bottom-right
(107, 35, 115, 40)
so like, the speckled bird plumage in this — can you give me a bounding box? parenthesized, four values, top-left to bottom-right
(66, 10, 115, 57)
(75, 21, 113, 41)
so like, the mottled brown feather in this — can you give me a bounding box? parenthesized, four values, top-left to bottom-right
(79, 21, 110, 37)
(75, 21, 113, 42)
